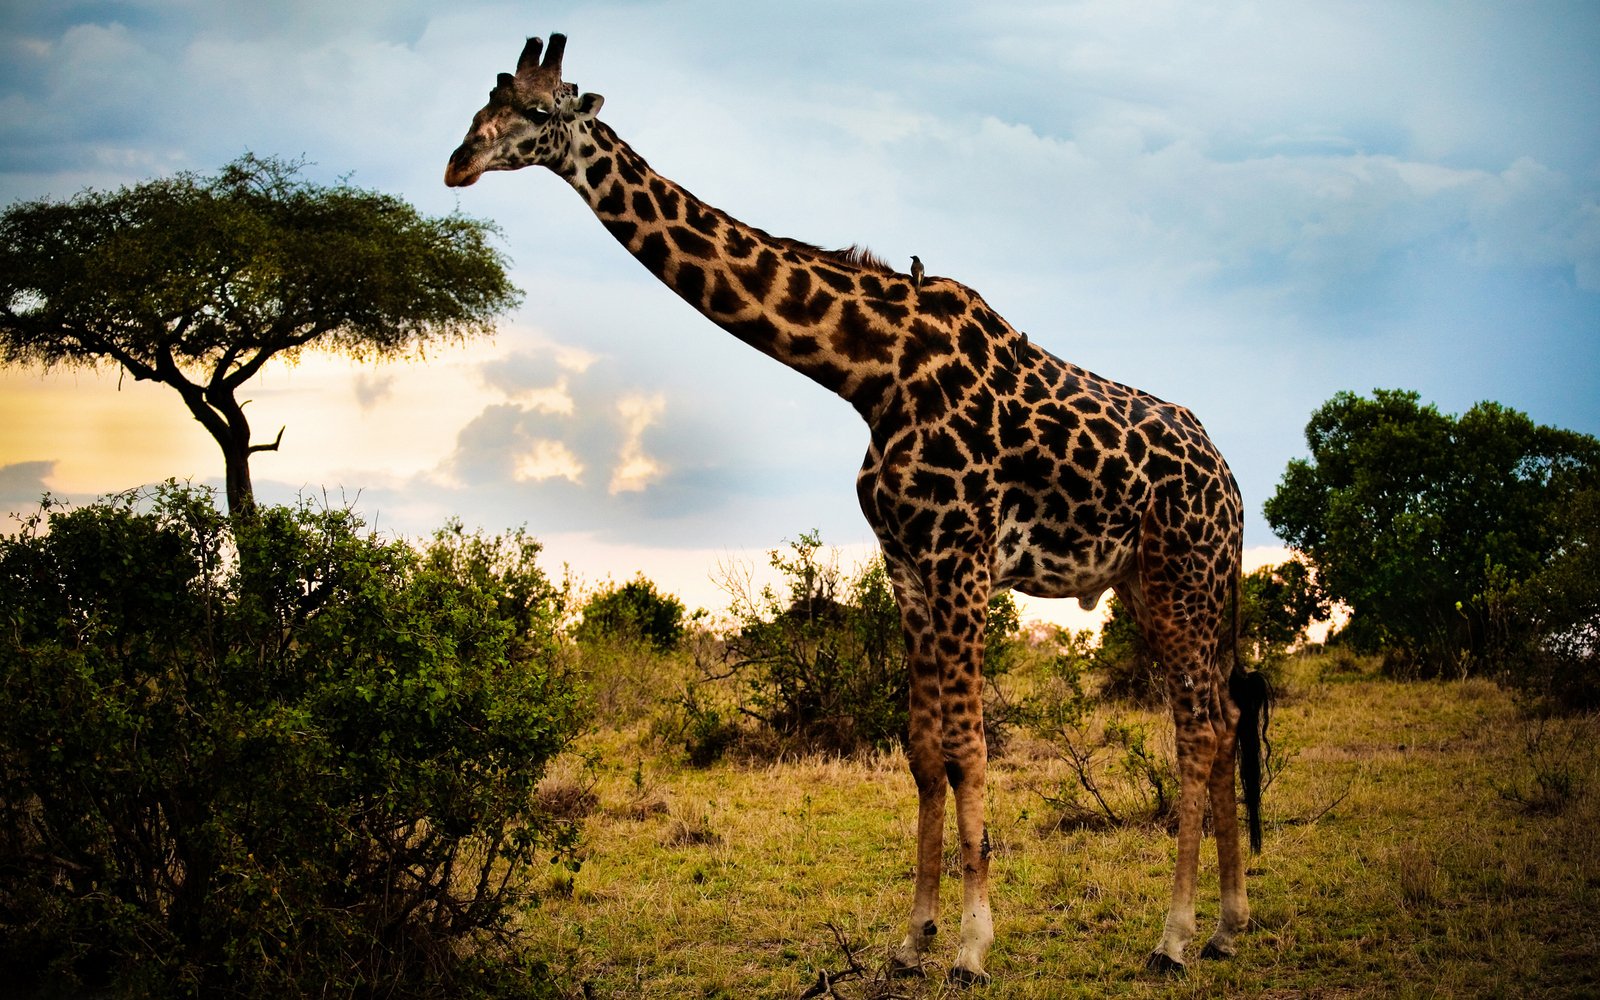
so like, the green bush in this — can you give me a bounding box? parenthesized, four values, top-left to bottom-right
(0, 486, 581, 998)
(1488, 488, 1600, 709)
(713, 532, 904, 756)
(573, 575, 686, 652)
(1240, 560, 1327, 662)
(1024, 627, 1178, 833)
(1089, 596, 1160, 704)
(705, 532, 1021, 758)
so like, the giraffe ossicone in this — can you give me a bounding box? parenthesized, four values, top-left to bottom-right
(446, 32, 1269, 985)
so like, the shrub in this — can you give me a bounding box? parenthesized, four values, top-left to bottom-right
(1492, 717, 1590, 816)
(1090, 596, 1161, 705)
(1024, 627, 1178, 833)
(0, 486, 582, 998)
(1240, 560, 1327, 663)
(715, 532, 905, 756)
(573, 575, 686, 652)
(1490, 489, 1600, 709)
(704, 532, 1021, 758)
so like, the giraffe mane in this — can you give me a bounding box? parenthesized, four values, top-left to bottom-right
(795, 241, 895, 275)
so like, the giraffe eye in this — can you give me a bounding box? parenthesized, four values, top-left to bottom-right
(522, 107, 552, 125)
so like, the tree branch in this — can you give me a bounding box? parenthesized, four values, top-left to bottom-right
(249, 426, 285, 455)
(151, 343, 231, 446)
(7, 316, 165, 383)
(211, 343, 244, 392)
(221, 319, 331, 392)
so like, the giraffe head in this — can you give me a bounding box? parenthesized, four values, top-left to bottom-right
(444, 33, 605, 187)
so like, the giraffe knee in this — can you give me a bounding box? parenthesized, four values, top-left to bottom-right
(941, 733, 987, 791)
(908, 748, 944, 795)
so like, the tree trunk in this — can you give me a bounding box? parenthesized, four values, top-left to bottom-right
(212, 396, 273, 520)
(221, 436, 256, 518)
(160, 367, 264, 518)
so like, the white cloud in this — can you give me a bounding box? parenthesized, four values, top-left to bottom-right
(609, 393, 665, 495)
(509, 376, 576, 416)
(1467, 157, 1600, 288)
(353, 372, 395, 410)
(551, 343, 599, 374)
(514, 439, 583, 484)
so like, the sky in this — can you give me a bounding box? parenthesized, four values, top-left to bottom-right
(2, 1, 1597, 627)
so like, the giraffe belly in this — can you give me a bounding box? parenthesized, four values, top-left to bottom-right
(992, 519, 1138, 607)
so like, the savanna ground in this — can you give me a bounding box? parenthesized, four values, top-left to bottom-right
(523, 650, 1600, 999)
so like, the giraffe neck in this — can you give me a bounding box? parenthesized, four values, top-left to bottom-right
(556, 120, 908, 417)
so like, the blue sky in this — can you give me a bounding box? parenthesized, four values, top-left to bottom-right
(2, 1, 1597, 620)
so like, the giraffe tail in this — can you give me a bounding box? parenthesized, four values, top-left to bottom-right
(1228, 575, 1272, 854)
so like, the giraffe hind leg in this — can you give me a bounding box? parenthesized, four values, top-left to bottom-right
(1200, 712, 1249, 960)
(1146, 679, 1217, 974)
(1202, 648, 1260, 959)
(1133, 512, 1233, 974)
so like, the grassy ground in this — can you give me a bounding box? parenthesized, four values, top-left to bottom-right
(520, 652, 1600, 998)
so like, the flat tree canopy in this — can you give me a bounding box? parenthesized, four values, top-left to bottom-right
(0, 154, 520, 513)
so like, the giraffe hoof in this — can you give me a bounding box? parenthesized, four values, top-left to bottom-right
(887, 956, 927, 979)
(1200, 940, 1236, 961)
(1144, 951, 1186, 977)
(948, 965, 992, 988)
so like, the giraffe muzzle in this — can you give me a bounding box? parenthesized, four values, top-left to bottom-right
(444, 147, 482, 187)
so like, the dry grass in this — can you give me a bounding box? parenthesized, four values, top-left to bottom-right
(515, 653, 1600, 998)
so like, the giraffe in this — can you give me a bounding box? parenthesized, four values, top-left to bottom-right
(445, 33, 1269, 985)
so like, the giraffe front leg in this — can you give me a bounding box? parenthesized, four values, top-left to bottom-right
(947, 739, 993, 987)
(890, 740, 945, 976)
(881, 547, 995, 985)
(939, 575, 994, 987)
(890, 660, 945, 977)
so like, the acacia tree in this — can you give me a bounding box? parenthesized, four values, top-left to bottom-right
(0, 154, 519, 514)
(1263, 389, 1600, 674)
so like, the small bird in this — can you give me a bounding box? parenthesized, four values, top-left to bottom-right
(909, 254, 924, 289)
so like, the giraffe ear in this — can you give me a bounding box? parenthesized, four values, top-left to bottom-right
(576, 92, 604, 119)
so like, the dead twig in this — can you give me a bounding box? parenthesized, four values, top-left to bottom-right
(798, 921, 911, 1000)
(1279, 778, 1355, 827)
